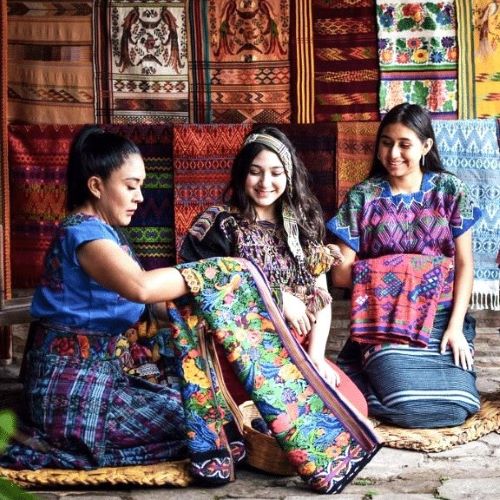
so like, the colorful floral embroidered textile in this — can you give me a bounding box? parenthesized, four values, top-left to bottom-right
(172, 257, 381, 493)
(376, 1, 458, 118)
(351, 254, 454, 347)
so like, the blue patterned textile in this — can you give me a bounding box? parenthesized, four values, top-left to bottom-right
(433, 119, 500, 310)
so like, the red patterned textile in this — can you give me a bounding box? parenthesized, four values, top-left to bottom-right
(1, 0, 10, 298)
(351, 254, 454, 347)
(291, 0, 379, 123)
(188, 0, 291, 123)
(335, 121, 378, 208)
(94, 0, 188, 124)
(173, 124, 252, 258)
(8, 124, 175, 288)
(8, 125, 75, 288)
(102, 125, 175, 270)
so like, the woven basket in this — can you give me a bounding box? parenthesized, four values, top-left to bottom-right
(238, 400, 296, 476)
(0, 459, 193, 488)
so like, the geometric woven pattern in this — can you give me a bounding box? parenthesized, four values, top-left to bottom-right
(307, 0, 379, 122)
(433, 119, 500, 310)
(335, 121, 378, 208)
(173, 123, 251, 259)
(8, 0, 94, 124)
(187, 0, 291, 123)
(104, 124, 175, 270)
(8, 124, 175, 288)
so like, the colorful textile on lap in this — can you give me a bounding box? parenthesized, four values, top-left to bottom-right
(103, 124, 176, 269)
(338, 310, 481, 428)
(0, 323, 187, 470)
(432, 119, 500, 310)
(456, 1, 500, 119)
(376, 1, 458, 118)
(93, 0, 188, 124)
(8, 124, 175, 287)
(335, 121, 378, 208)
(291, 0, 379, 123)
(7, 0, 94, 124)
(351, 254, 454, 347)
(187, 0, 291, 123)
(173, 257, 381, 493)
(173, 123, 252, 258)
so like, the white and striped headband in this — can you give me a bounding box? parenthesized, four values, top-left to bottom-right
(244, 133, 293, 193)
(243, 132, 305, 262)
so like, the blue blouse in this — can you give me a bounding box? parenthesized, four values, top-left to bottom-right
(31, 214, 145, 335)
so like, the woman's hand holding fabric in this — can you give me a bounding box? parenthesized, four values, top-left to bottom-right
(440, 324, 473, 371)
(282, 290, 315, 337)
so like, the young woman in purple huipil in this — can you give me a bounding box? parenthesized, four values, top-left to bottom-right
(327, 103, 482, 428)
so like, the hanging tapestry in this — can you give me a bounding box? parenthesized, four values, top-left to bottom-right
(292, 0, 379, 123)
(7, 0, 94, 124)
(432, 119, 500, 310)
(103, 124, 176, 269)
(93, 0, 189, 124)
(187, 0, 291, 123)
(276, 124, 337, 221)
(1, 0, 11, 297)
(376, 0, 458, 118)
(456, 0, 500, 118)
(8, 125, 75, 288)
(8, 124, 175, 287)
(335, 121, 378, 208)
(173, 124, 251, 258)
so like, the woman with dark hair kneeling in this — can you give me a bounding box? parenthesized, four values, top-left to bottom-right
(327, 103, 482, 429)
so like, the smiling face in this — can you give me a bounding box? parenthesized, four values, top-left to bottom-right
(377, 122, 432, 181)
(91, 153, 146, 227)
(244, 148, 287, 220)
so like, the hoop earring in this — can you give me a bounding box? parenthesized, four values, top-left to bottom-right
(420, 155, 426, 168)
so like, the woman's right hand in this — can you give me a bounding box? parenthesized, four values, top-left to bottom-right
(282, 291, 316, 337)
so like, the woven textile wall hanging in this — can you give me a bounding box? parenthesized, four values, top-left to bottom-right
(292, 0, 379, 123)
(8, 0, 94, 124)
(457, 0, 500, 118)
(94, 0, 189, 124)
(187, 0, 291, 123)
(376, 0, 458, 118)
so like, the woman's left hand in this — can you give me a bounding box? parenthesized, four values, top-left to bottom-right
(440, 325, 473, 371)
(309, 356, 340, 387)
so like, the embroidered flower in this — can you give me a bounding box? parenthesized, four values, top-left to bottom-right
(412, 48, 429, 64)
(269, 412, 292, 434)
(279, 363, 301, 381)
(287, 448, 308, 466)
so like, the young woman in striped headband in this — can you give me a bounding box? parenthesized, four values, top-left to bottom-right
(181, 126, 367, 414)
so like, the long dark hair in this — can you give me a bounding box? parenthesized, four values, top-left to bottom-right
(370, 103, 445, 177)
(223, 126, 325, 242)
(66, 125, 141, 211)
